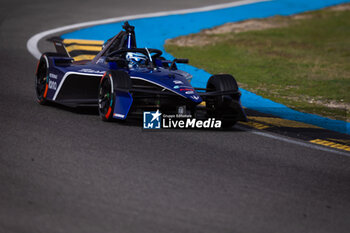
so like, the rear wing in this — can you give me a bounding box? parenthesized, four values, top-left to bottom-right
(46, 37, 71, 57)
(52, 40, 70, 57)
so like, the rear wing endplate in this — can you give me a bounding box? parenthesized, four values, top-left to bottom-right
(53, 40, 70, 57)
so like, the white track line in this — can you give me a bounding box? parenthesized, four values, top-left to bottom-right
(27, 0, 269, 59)
(252, 130, 350, 157)
(26, 0, 349, 156)
(234, 125, 350, 156)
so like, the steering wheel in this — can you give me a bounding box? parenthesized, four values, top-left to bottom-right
(106, 48, 162, 59)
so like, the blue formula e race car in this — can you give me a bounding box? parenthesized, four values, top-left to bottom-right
(35, 22, 247, 127)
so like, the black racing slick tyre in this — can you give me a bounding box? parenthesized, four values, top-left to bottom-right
(206, 74, 240, 128)
(35, 52, 60, 105)
(35, 54, 50, 105)
(98, 70, 132, 121)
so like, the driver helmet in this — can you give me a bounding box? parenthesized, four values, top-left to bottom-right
(126, 52, 148, 68)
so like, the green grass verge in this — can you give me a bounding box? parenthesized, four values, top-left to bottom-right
(165, 6, 350, 121)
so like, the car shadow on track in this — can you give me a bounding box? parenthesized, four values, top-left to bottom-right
(48, 102, 99, 115)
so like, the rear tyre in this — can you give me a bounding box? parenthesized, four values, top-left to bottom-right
(35, 54, 51, 105)
(206, 74, 239, 128)
(35, 53, 61, 105)
(98, 70, 131, 121)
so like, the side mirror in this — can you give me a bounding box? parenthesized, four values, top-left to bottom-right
(174, 58, 189, 64)
(170, 58, 189, 70)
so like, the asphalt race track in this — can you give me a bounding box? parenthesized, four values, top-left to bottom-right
(1, 0, 350, 233)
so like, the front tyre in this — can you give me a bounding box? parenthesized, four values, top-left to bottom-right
(206, 74, 240, 128)
(98, 70, 132, 122)
(98, 72, 115, 121)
